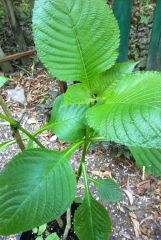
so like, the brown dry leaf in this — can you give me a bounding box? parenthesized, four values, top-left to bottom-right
(140, 215, 154, 225)
(91, 170, 112, 178)
(137, 180, 151, 194)
(130, 214, 141, 238)
(123, 189, 134, 205)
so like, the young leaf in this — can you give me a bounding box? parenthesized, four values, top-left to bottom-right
(0, 76, 9, 88)
(33, 0, 119, 88)
(46, 233, 60, 240)
(64, 84, 93, 105)
(74, 196, 112, 240)
(130, 147, 161, 176)
(87, 72, 161, 149)
(49, 94, 88, 142)
(38, 224, 47, 236)
(91, 178, 123, 203)
(91, 61, 138, 96)
(0, 149, 76, 235)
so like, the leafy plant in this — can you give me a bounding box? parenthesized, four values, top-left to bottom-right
(0, 0, 161, 239)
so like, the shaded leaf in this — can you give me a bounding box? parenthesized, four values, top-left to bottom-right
(91, 61, 138, 95)
(74, 196, 112, 240)
(0, 76, 9, 88)
(49, 95, 88, 142)
(130, 146, 161, 176)
(91, 178, 123, 203)
(64, 84, 93, 105)
(46, 233, 60, 240)
(0, 149, 76, 235)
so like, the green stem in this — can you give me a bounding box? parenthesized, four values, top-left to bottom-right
(82, 161, 91, 196)
(0, 111, 45, 149)
(0, 96, 25, 150)
(63, 208, 71, 240)
(18, 125, 45, 149)
(77, 141, 91, 182)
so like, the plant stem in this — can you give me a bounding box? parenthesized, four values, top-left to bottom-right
(63, 208, 71, 240)
(82, 161, 91, 196)
(0, 103, 45, 149)
(0, 95, 25, 150)
(56, 217, 63, 229)
(76, 141, 91, 181)
(18, 125, 45, 149)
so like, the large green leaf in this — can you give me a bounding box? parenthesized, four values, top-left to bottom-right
(130, 147, 161, 176)
(0, 76, 9, 88)
(91, 178, 123, 203)
(0, 149, 76, 235)
(49, 94, 88, 142)
(87, 72, 161, 148)
(74, 196, 112, 240)
(91, 61, 138, 95)
(33, 0, 119, 87)
(64, 83, 93, 105)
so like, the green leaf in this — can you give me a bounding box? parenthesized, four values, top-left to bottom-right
(87, 72, 161, 149)
(38, 224, 47, 235)
(36, 237, 43, 240)
(46, 233, 60, 240)
(0, 76, 9, 88)
(91, 178, 123, 203)
(74, 196, 112, 240)
(0, 149, 76, 235)
(33, 0, 119, 87)
(49, 94, 88, 142)
(64, 84, 93, 105)
(130, 147, 161, 176)
(91, 61, 138, 96)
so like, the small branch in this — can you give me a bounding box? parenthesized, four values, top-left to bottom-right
(0, 49, 36, 63)
(0, 110, 45, 149)
(56, 217, 63, 229)
(63, 208, 71, 240)
(0, 95, 25, 150)
(77, 141, 91, 182)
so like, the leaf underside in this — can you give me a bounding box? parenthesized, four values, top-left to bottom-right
(130, 146, 161, 176)
(0, 149, 76, 235)
(33, 0, 119, 87)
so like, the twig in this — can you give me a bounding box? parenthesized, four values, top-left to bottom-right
(0, 95, 25, 150)
(56, 217, 63, 228)
(0, 49, 36, 63)
(63, 208, 71, 240)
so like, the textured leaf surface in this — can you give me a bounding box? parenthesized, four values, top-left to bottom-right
(74, 196, 112, 240)
(91, 61, 137, 95)
(130, 147, 161, 176)
(64, 84, 92, 105)
(46, 233, 60, 240)
(92, 178, 123, 203)
(0, 149, 76, 235)
(49, 95, 88, 142)
(33, 0, 119, 86)
(0, 76, 8, 88)
(87, 72, 161, 148)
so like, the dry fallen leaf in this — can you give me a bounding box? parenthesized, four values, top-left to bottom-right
(123, 189, 134, 205)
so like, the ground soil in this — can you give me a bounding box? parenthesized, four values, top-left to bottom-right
(0, 67, 160, 240)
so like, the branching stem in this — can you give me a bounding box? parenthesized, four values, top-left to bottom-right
(0, 102, 45, 149)
(0, 95, 25, 150)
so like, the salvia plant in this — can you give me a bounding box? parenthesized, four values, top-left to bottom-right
(0, 0, 161, 239)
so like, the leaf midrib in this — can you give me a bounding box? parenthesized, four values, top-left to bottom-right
(1, 151, 69, 227)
